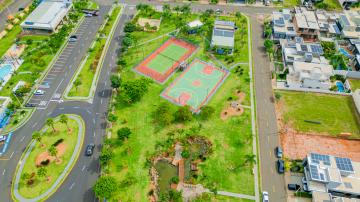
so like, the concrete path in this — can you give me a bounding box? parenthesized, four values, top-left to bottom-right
(12, 115, 85, 202)
(216, 191, 256, 200)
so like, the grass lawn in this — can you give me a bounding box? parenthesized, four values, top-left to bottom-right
(17, 115, 80, 198)
(0, 25, 22, 58)
(4, 108, 33, 132)
(68, 6, 121, 97)
(349, 79, 360, 91)
(284, 0, 300, 7)
(315, 0, 342, 10)
(278, 91, 360, 138)
(106, 10, 254, 201)
(195, 193, 254, 202)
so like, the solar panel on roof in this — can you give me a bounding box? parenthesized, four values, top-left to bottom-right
(333, 24, 341, 34)
(214, 29, 223, 36)
(341, 15, 351, 26)
(310, 45, 324, 55)
(301, 45, 308, 52)
(274, 17, 285, 26)
(335, 157, 354, 172)
(223, 31, 234, 37)
(310, 164, 320, 180)
(311, 153, 330, 165)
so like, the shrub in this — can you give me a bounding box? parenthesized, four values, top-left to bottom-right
(170, 176, 179, 184)
(108, 113, 118, 122)
(174, 105, 193, 122)
(40, 159, 50, 166)
(199, 106, 215, 120)
(117, 127, 131, 141)
(181, 150, 190, 158)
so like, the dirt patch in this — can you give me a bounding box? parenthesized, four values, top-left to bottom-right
(280, 128, 360, 161)
(35, 143, 67, 166)
(221, 91, 246, 120)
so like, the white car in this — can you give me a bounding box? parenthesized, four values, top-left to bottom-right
(0, 135, 6, 142)
(262, 191, 269, 202)
(34, 90, 45, 95)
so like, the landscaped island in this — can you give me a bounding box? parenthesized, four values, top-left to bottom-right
(12, 114, 85, 201)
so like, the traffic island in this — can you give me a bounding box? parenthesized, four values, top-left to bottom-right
(11, 114, 85, 202)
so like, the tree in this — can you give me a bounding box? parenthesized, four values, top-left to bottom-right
(117, 127, 131, 141)
(37, 167, 47, 179)
(73, 79, 82, 92)
(122, 36, 133, 47)
(153, 102, 173, 126)
(46, 118, 56, 132)
(118, 78, 150, 104)
(32, 131, 42, 146)
(199, 106, 215, 120)
(264, 39, 274, 60)
(244, 154, 256, 167)
(173, 5, 181, 16)
(162, 4, 171, 17)
(235, 11, 242, 19)
(48, 145, 58, 161)
(93, 176, 118, 200)
(180, 4, 191, 16)
(174, 105, 193, 122)
(99, 148, 113, 166)
(110, 74, 121, 91)
(59, 114, 69, 131)
(124, 22, 137, 33)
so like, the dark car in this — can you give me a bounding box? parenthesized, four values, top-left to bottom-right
(277, 159, 285, 173)
(18, 7, 24, 11)
(288, 184, 300, 191)
(69, 35, 78, 42)
(85, 143, 95, 156)
(25, 103, 36, 107)
(276, 146, 283, 158)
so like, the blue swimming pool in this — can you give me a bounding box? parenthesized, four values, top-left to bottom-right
(336, 81, 345, 92)
(0, 64, 13, 81)
(339, 48, 353, 59)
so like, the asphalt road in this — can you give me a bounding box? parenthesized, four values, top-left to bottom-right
(0, 0, 32, 31)
(250, 16, 287, 202)
(0, 1, 283, 201)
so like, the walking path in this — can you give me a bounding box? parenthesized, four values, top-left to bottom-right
(215, 191, 257, 200)
(12, 115, 85, 202)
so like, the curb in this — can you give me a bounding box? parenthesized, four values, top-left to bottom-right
(11, 114, 85, 202)
(63, 4, 123, 102)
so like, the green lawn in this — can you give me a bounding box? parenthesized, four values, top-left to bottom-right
(0, 25, 22, 58)
(195, 193, 254, 202)
(68, 6, 121, 97)
(279, 91, 360, 138)
(17, 115, 81, 198)
(4, 108, 33, 132)
(349, 79, 360, 91)
(106, 11, 254, 201)
(284, 0, 300, 7)
(315, 0, 342, 10)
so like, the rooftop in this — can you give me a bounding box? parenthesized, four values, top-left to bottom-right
(211, 20, 235, 48)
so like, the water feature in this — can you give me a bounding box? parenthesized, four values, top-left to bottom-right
(336, 81, 345, 93)
(154, 160, 178, 194)
(0, 64, 13, 81)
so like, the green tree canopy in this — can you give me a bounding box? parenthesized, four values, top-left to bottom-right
(117, 127, 131, 141)
(93, 176, 118, 200)
(174, 105, 193, 122)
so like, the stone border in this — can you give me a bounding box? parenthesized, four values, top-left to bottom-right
(11, 114, 85, 202)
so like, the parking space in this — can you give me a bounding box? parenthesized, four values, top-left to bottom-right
(26, 17, 100, 108)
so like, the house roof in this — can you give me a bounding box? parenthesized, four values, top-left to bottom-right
(211, 20, 235, 48)
(21, 0, 71, 31)
(188, 20, 203, 28)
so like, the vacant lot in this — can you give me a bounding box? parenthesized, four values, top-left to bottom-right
(278, 91, 360, 138)
(349, 79, 360, 91)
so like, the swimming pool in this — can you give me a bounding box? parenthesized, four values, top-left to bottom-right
(339, 48, 353, 59)
(0, 64, 13, 81)
(336, 81, 345, 92)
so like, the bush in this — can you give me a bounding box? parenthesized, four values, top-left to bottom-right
(199, 106, 215, 120)
(275, 92, 281, 101)
(52, 138, 64, 147)
(170, 176, 179, 184)
(108, 113, 118, 122)
(117, 127, 131, 141)
(40, 159, 50, 166)
(181, 150, 190, 158)
(124, 22, 137, 32)
(153, 102, 173, 126)
(174, 106, 193, 122)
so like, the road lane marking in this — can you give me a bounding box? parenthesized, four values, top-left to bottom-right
(69, 182, 75, 190)
(32, 122, 38, 128)
(20, 136, 25, 142)
(81, 165, 86, 171)
(59, 107, 64, 110)
(93, 132, 95, 137)
(87, 109, 91, 114)
(104, 81, 107, 86)
(10, 151, 14, 159)
(73, 106, 79, 109)
(2, 169, 5, 175)
(272, 185, 275, 192)
(100, 99, 103, 104)
(93, 118, 95, 125)
(102, 91, 105, 96)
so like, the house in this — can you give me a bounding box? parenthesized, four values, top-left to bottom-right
(187, 20, 203, 34)
(337, 11, 360, 39)
(20, 0, 72, 33)
(210, 20, 235, 55)
(315, 10, 341, 39)
(302, 153, 360, 201)
(272, 9, 297, 41)
(338, 0, 358, 8)
(293, 7, 320, 41)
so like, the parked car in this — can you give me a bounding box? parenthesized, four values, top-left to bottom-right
(0, 135, 6, 142)
(85, 13, 93, 17)
(275, 146, 283, 158)
(288, 183, 300, 191)
(69, 35, 78, 42)
(25, 103, 36, 107)
(262, 191, 269, 202)
(215, 9, 222, 14)
(265, 0, 270, 6)
(18, 7, 24, 11)
(85, 143, 95, 156)
(34, 90, 45, 95)
(277, 159, 285, 173)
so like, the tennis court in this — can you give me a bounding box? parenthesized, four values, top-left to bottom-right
(133, 38, 197, 84)
(161, 59, 229, 113)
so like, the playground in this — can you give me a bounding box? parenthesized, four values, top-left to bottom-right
(133, 37, 197, 83)
(161, 59, 229, 112)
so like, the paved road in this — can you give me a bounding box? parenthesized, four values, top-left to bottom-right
(250, 15, 287, 202)
(0, 1, 281, 201)
(0, 0, 32, 31)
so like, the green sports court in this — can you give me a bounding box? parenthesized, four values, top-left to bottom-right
(161, 59, 229, 112)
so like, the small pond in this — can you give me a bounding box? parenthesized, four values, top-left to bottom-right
(154, 160, 178, 194)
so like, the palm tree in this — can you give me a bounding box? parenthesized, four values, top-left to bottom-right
(59, 114, 69, 131)
(244, 154, 257, 167)
(73, 79, 82, 92)
(32, 131, 42, 147)
(46, 118, 55, 132)
(48, 145, 58, 161)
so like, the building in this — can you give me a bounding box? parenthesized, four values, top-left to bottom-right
(272, 9, 297, 41)
(315, 10, 341, 39)
(187, 20, 203, 34)
(337, 11, 360, 39)
(293, 7, 320, 41)
(303, 153, 360, 201)
(210, 20, 235, 54)
(20, 0, 72, 33)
